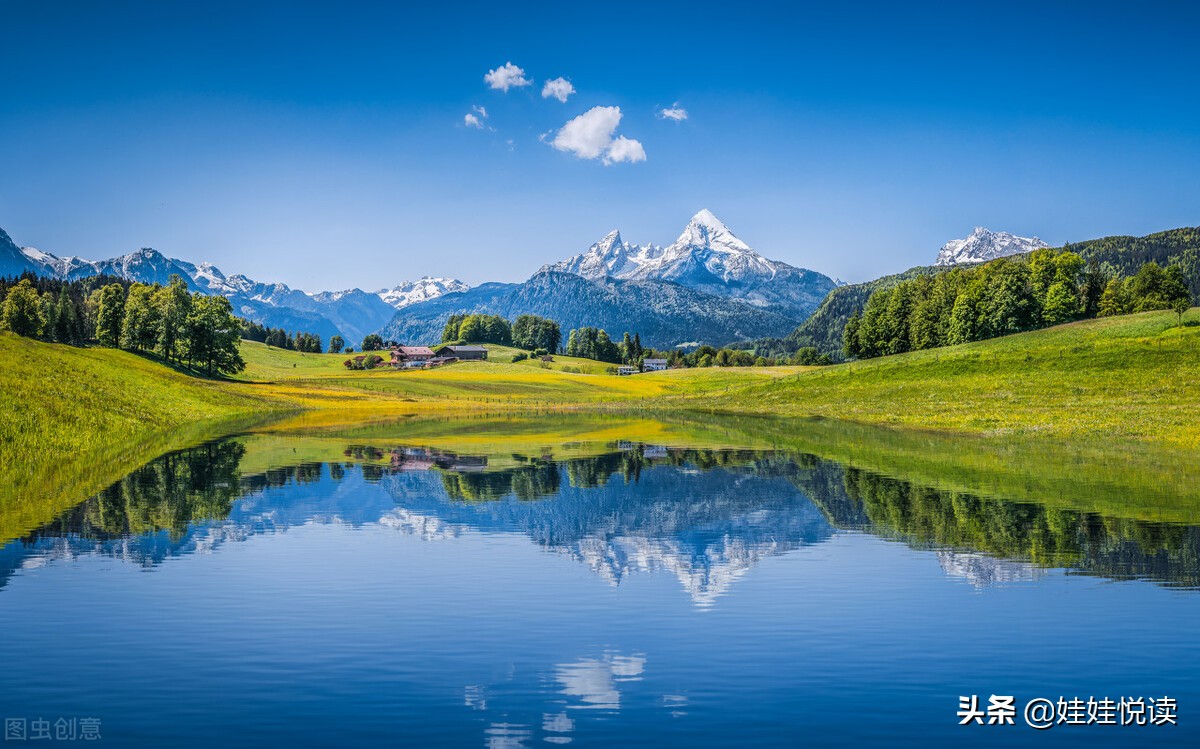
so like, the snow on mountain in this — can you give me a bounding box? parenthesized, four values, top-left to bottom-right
(0, 225, 463, 344)
(541, 230, 664, 282)
(934, 227, 1049, 266)
(376, 277, 470, 309)
(0, 229, 42, 278)
(541, 209, 836, 314)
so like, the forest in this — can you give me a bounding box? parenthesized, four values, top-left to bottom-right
(843, 250, 1190, 359)
(0, 273, 245, 376)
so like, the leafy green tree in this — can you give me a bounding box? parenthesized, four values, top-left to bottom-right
(1162, 265, 1191, 313)
(1098, 278, 1130, 317)
(457, 315, 483, 343)
(842, 311, 861, 359)
(1042, 281, 1081, 326)
(328, 335, 344, 354)
(361, 333, 384, 351)
(154, 275, 192, 361)
(512, 315, 561, 353)
(791, 347, 833, 365)
(481, 314, 512, 345)
(947, 281, 985, 345)
(185, 294, 246, 376)
(1130, 262, 1167, 311)
(121, 283, 161, 352)
(95, 283, 126, 347)
(621, 331, 634, 363)
(565, 326, 621, 362)
(984, 260, 1036, 336)
(1173, 295, 1190, 324)
(1027, 248, 1058, 302)
(1, 278, 45, 337)
(442, 313, 466, 342)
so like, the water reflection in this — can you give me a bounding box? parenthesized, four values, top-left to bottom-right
(556, 652, 646, 710)
(2, 435, 1199, 601)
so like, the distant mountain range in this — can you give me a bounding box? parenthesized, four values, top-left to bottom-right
(381, 270, 806, 348)
(935, 227, 1048, 266)
(0, 227, 468, 345)
(1, 211, 838, 349)
(541, 209, 834, 312)
(383, 210, 838, 348)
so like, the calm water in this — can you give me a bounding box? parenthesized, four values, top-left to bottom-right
(1, 428, 1197, 747)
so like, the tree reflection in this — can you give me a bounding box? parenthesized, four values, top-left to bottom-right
(5, 437, 1199, 593)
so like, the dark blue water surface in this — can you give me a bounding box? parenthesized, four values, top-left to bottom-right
(0, 436, 1196, 747)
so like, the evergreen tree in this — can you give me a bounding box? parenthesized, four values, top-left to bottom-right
(53, 286, 81, 343)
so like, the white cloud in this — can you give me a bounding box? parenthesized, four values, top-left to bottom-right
(657, 104, 688, 121)
(604, 135, 646, 165)
(541, 77, 576, 103)
(484, 61, 531, 92)
(550, 106, 645, 166)
(463, 105, 490, 129)
(552, 106, 621, 159)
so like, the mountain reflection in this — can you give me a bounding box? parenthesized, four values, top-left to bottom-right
(2, 436, 1198, 599)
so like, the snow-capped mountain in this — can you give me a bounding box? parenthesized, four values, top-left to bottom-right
(541, 209, 836, 314)
(0, 229, 468, 345)
(377, 277, 470, 309)
(934, 227, 1049, 266)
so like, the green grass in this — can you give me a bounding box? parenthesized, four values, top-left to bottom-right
(0, 332, 294, 533)
(678, 309, 1200, 447)
(4, 311, 1200, 540)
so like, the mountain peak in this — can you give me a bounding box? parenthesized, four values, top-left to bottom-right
(597, 229, 623, 251)
(690, 208, 723, 227)
(674, 210, 751, 254)
(935, 227, 1048, 266)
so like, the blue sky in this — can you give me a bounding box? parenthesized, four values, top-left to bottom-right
(2, 0, 1198, 290)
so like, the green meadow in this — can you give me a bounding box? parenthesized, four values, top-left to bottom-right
(682, 308, 1200, 447)
(2, 308, 1199, 540)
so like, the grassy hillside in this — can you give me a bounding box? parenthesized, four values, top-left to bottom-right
(0, 332, 290, 533)
(5, 310, 1200, 540)
(691, 309, 1200, 446)
(783, 226, 1200, 360)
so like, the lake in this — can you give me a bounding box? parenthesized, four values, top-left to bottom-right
(1, 414, 1196, 747)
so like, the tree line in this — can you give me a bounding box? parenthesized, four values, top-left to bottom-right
(843, 250, 1191, 360)
(241, 320, 328, 353)
(441, 313, 563, 353)
(1, 273, 245, 376)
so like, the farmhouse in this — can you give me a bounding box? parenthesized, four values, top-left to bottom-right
(394, 346, 435, 363)
(617, 366, 638, 376)
(643, 358, 669, 371)
(435, 345, 488, 360)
